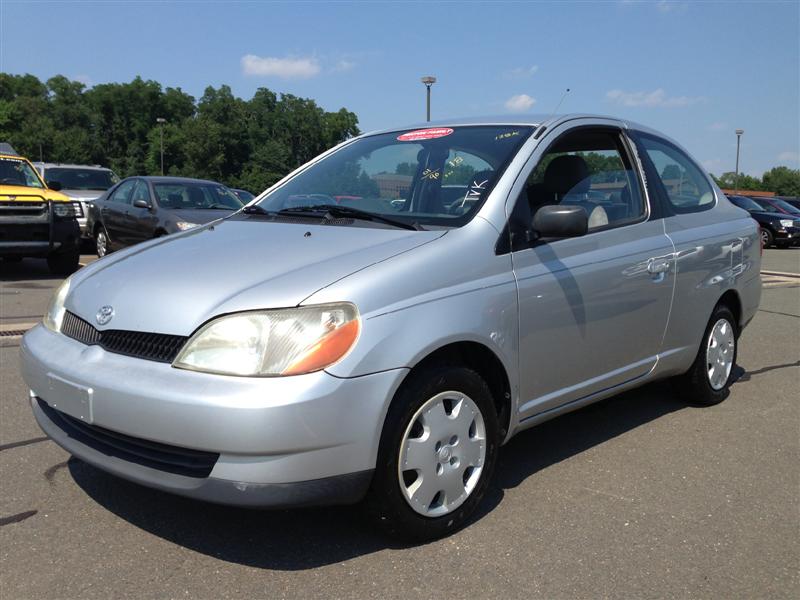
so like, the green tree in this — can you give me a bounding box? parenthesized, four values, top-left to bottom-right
(762, 166, 800, 196)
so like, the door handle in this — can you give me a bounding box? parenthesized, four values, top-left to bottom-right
(647, 257, 670, 282)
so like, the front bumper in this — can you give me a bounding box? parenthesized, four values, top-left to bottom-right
(21, 324, 407, 507)
(774, 226, 800, 245)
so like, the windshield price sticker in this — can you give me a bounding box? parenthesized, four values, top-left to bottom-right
(397, 128, 454, 142)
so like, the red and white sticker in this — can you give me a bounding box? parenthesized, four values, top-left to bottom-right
(396, 127, 454, 142)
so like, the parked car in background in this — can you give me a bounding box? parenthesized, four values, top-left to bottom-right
(22, 116, 761, 541)
(231, 188, 255, 203)
(87, 176, 243, 257)
(34, 163, 119, 239)
(727, 194, 800, 248)
(0, 144, 81, 274)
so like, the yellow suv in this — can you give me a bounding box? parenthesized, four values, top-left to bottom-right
(0, 144, 81, 274)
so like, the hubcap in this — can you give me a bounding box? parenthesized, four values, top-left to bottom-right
(398, 391, 486, 517)
(761, 230, 769, 246)
(97, 232, 107, 257)
(706, 318, 735, 390)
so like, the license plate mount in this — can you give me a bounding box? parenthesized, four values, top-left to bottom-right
(46, 373, 93, 423)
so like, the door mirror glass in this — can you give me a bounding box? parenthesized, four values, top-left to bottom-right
(533, 205, 588, 239)
(133, 198, 151, 209)
(46, 180, 62, 191)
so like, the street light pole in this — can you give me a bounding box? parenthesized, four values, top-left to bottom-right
(734, 128, 744, 194)
(421, 76, 436, 122)
(156, 117, 167, 175)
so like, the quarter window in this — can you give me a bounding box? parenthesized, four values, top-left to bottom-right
(637, 134, 715, 213)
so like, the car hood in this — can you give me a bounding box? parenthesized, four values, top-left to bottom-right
(161, 208, 240, 226)
(62, 189, 108, 201)
(0, 184, 69, 202)
(67, 219, 445, 336)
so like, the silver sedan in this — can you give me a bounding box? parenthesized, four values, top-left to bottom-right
(21, 115, 761, 541)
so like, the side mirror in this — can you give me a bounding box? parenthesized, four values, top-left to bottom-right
(133, 199, 152, 209)
(47, 180, 62, 191)
(532, 205, 588, 239)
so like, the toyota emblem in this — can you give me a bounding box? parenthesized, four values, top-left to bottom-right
(96, 305, 114, 326)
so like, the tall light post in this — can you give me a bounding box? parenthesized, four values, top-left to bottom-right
(156, 117, 167, 175)
(734, 128, 744, 194)
(421, 76, 436, 122)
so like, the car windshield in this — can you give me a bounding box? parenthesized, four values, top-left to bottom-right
(769, 198, 800, 214)
(728, 195, 763, 211)
(256, 125, 534, 227)
(751, 198, 781, 213)
(233, 189, 255, 203)
(153, 182, 244, 210)
(44, 167, 118, 191)
(0, 157, 44, 188)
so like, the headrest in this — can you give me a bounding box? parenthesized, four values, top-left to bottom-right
(544, 155, 590, 196)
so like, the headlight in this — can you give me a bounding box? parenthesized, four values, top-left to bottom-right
(175, 221, 199, 231)
(779, 219, 794, 228)
(43, 277, 71, 332)
(53, 202, 82, 218)
(173, 303, 360, 377)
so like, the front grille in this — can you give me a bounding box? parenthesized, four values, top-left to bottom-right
(0, 200, 48, 217)
(38, 399, 218, 478)
(62, 311, 188, 363)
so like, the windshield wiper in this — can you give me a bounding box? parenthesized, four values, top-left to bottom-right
(241, 204, 277, 216)
(278, 204, 424, 231)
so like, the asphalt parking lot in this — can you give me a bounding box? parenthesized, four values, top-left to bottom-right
(1, 250, 798, 599)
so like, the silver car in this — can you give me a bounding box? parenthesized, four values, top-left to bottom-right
(21, 115, 761, 541)
(33, 163, 120, 238)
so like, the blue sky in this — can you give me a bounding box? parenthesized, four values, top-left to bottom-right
(1, 0, 798, 176)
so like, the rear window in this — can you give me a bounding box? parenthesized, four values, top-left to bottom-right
(257, 126, 534, 227)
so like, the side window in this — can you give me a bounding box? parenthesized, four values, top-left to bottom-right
(637, 135, 714, 213)
(110, 179, 136, 204)
(131, 180, 151, 205)
(524, 128, 645, 231)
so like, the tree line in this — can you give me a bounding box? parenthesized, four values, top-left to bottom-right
(710, 168, 800, 197)
(0, 73, 360, 193)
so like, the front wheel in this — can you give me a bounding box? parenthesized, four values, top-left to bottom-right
(674, 304, 738, 406)
(96, 228, 109, 257)
(761, 228, 773, 249)
(365, 366, 499, 542)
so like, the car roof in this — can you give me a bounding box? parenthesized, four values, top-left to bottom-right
(130, 176, 222, 185)
(34, 162, 112, 171)
(362, 113, 662, 137)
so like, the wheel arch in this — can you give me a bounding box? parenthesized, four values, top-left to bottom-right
(717, 289, 743, 330)
(394, 340, 512, 440)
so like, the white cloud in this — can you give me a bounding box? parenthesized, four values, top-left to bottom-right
(332, 59, 356, 73)
(605, 88, 706, 108)
(778, 151, 800, 164)
(656, 1, 688, 13)
(241, 54, 321, 79)
(707, 122, 727, 131)
(504, 94, 537, 112)
(504, 65, 539, 79)
(702, 158, 723, 173)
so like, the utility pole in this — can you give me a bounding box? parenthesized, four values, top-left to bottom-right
(156, 117, 167, 175)
(421, 76, 437, 122)
(734, 129, 744, 194)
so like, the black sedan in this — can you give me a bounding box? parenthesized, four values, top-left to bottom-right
(87, 177, 243, 257)
(727, 195, 800, 248)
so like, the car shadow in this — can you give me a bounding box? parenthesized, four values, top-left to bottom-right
(67, 379, 698, 570)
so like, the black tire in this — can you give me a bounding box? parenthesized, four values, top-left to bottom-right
(365, 366, 499, 542)
(761, 228, 773, 249)
(674, 304, 738, 406)
(47, 250, 80, 276)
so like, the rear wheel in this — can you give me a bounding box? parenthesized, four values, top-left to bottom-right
(47, 250, 79, 276)
(365, 366, 499, 542)
(674, 304, 738, 406)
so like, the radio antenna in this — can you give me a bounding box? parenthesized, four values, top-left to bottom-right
(548, 88, 571, 121)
